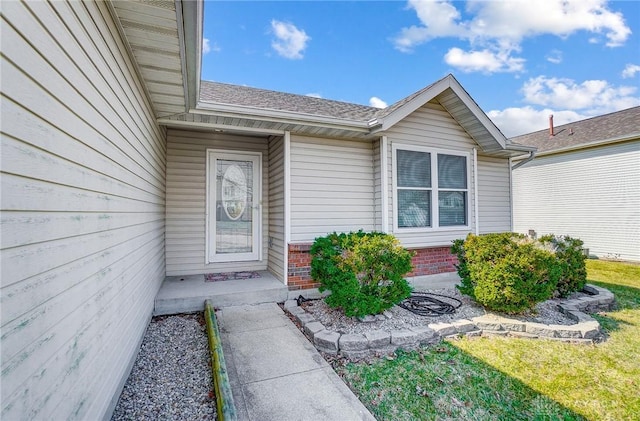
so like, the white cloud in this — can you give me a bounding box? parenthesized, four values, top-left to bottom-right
(622, 64, 640, 79)
(488, 107, 588, 138)
(369, 97, 388, 108)
(393, 0, 467, 53)
(488, 74, 640, 137)
(306, 93, 322, 98)
(202, 38, 220, 54)
(444, 47, 525, 73)
(522, 76, 639, 113)
(394, 0, 631, 73)
(546, 49, 563, 64)
(270, 20, 310, 60)
(464, 0, 630, 47)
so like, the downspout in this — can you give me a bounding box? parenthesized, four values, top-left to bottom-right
(473, 148, 479, 235)
(381, 136, 389, 233)
(511, 150, 536, 170)
(283, 131, 291, 286)
(509, 157, 514, 231)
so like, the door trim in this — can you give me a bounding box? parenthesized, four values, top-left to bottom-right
(205, 149, 262, 264)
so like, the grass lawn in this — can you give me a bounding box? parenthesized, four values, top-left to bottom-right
(337, 260, 640, 420)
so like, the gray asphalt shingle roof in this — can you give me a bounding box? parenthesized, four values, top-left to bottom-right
(510, 106, 640, 154)
(198, 78, 445, 123)
(199, 81, 380, 121)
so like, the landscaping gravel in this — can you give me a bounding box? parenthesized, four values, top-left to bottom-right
(300, 288, 577, 335)
(111, 313, 216, 421)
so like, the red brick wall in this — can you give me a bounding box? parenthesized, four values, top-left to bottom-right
(407, 246, 458, 277)
(286, 243, 457, 290)
(287, 244, 319, 290)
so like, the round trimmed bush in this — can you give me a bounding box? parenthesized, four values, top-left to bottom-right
(310, 231, 413, 317)
(453, 233, 561, 314)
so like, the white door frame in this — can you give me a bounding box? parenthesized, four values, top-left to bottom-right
(206, 149, 262, 263)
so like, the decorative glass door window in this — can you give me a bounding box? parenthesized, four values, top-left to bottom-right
(207, 151, 261, 263)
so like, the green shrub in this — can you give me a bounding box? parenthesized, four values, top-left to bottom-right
(310, 231, 413, 317)
(453, 233, 561, 314)
(540, 235, 587, 297)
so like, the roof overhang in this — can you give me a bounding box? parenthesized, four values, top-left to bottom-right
(109, 0, 202, 118)
(112, 2, 533, 154)
(513, 133, 639, 159)
(371, 74, 509, 154)
(159, 108, 374, 140)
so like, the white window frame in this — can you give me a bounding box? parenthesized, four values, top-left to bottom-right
(392, 144, 471, 232)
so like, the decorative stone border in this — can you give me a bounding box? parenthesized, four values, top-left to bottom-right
(284, 284, 615, 359)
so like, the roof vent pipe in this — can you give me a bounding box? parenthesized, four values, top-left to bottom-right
(549, 114, 554, 137)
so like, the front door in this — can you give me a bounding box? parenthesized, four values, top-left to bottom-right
(207, 150, 261, 263)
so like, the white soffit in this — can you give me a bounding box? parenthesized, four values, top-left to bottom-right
(111, 0, 187, 118)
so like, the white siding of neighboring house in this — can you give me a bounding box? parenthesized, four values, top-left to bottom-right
(382, 101, 479, 248)
(1, 1, 166, 419)
(513, 140, 640, 261)
(477, 155, 512, 233)
(268, 136, 286, 281)
(165, 129, 270, 275)
(289, 135, 376, 242)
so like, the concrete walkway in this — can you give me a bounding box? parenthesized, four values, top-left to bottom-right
(216, 303, 376, 421)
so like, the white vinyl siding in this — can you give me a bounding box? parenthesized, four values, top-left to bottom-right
(477, 155, 512, 233)
(1, 1, 165, 419)
(268, 136, 286, 281)
(289, 135, 375, 242)
(383, 101, 477, 248)
(165, 130, 270, 275)
(513, 141, 640, 261)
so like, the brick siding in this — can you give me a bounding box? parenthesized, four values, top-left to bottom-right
(286, 243, 457, 290)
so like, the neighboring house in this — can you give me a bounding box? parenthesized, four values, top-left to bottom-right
(512, 107, 640, 262)
(0, 1, 533, 419)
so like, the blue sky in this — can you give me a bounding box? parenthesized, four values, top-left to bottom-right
(201, 0, 640, 137)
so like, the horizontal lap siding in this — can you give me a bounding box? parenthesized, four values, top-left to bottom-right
(165, 130, 270, 275)
(513, 141, 640, 261)
(290, 135, 375, 242)
(1, 1, 165, 419)
(268, 137, 286, 282)
(383, 102, 478, 248)
(477, 155, 512, 233)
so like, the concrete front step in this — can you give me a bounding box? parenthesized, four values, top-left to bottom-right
(154, 272, 289, 316)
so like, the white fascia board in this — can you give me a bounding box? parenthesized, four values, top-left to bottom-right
(195, 101, 371, 132)
(178, 0, 204, 112)
(505, 143, 537, 154)
(375, 77, 450, 132)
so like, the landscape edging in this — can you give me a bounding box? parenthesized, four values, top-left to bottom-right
(285, 284, 615, 358)
(204, 300, 238, 421)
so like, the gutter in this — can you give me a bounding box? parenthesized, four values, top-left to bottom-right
(195, 101, 372, 132)
(511, 150, 536, 170)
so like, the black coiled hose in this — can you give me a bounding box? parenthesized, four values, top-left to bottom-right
(398, 292, 462, 316)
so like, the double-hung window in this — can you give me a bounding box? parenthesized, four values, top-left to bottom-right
(394, 145, 469, 230)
